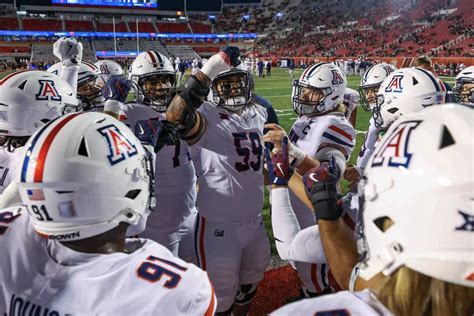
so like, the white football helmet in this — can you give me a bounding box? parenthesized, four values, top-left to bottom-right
(359, 63, 397, 111)
(357, 103, 473, 288)
(48, 61, 105, 112)
(211, 63, 252, 112)
(94, 60, 124, 83)
(373, 67, 446, 131)
(130, 51, 175, 112)
(292, 62, 347, 116)
(18, 112, 155, 241)
(454, 66, 474, 106)
(0, 70, 77, 137)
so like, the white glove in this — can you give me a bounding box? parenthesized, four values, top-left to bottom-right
(53, 37, 83, 66)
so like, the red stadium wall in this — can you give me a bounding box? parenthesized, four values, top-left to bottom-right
(277, 56, 474, 67)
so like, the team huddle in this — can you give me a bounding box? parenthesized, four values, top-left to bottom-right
(0, 37, 472, 315)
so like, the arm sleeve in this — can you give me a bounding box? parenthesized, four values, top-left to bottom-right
(0, 180, 21, 209)
(356, 119, 378, 170)
(271, 187, 327, 263)
(60, 64, 79, 97)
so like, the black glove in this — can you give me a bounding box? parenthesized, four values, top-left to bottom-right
(103, 76, 132, 103)
(176, 75, 209, 110)
(221, 46, 241, 67)
(135, 119, 179, 153)
(303, 156, 342, 221)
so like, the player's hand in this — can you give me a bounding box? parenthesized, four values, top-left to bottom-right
(135, 119, 179, 153)
(261, 123, 288, 150)
(343, 165, 362, 191)
(303, 156, 342, 221)
(220, 46, 241, 67)
(264, 136, 292, 186)
(200, 46, 240, 81)
(303, 155, 339, 193)
(103, 76, 132, 103)
(53, 37, 83, 65)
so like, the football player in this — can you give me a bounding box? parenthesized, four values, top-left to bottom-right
(262, 62, 356, 297)
(0, 112, 216, 314)
(454, 65, 474, 106)
(347, 67, 446, 191)
(120, 51, 197, 262)
(344, 63, 397, 189)
(192, 58, 200, 76)
(48, 60, 106, 113)
(0, 71, 77, 203)
(94, 59, 124, 83)
(271, 103, 474, 315)
(333, 61, 360, 127)
(47, 37, 125, 116)
(165, 48, 271, 316)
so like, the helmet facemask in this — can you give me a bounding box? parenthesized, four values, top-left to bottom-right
(134, 72, 175, 112)
(358, 84, 381, 112)
(77, 75, 105, 111)
(212, 70, 252, 112)
(372, 94, 386, 130)
(292, 80, 333, 116)
(453, 79, 474, 105)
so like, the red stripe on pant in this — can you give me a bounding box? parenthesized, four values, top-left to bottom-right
(310, 263, 322, 292)
(198, 215, 207, 270)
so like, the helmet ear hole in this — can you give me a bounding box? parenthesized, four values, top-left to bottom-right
(18, 80, 27, 90)
(77, 136, 89, 157)
(125, 189, 141, 200)
(373, 216, 394, 232)
(387, 107, 399, 114)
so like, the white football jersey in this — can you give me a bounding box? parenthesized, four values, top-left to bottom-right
(288, 112, 355, 159)
(0, 207, 216, 315)
(271, 289, 393, 315)
(288, 112, 355, 225)
(286, 113, 355, 291)
(120, 103, 197, 195)
(357, 117, 379, 170)
(0, 147, 25, 194)
(343, 87, 360, 119)
(191, 102, 268, 221)
(120, 103, 197, 252)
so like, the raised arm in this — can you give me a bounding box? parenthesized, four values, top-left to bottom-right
(166, 47, 241, 145)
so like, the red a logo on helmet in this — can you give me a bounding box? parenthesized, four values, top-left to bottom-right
(331, 70, 344, 84)
(385, 75, 404, 93)
(383, 66, 394, 77)
(371, 120, 421, 168)
(98, 124, 138, 166)
(100, 64, 110, 74)
(36, 80, 62, 101)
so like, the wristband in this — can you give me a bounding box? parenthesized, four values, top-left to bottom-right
(201, 53, 231, 80)
(288, 143, 307, 166)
